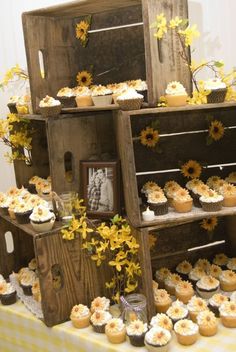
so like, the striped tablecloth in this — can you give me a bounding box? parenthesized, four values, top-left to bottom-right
(0, 301, 235, 352)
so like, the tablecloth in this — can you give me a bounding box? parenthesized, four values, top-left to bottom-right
(0, 301, 235, 352)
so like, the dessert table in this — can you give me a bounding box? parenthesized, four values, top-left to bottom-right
(0, 301, 235, 352)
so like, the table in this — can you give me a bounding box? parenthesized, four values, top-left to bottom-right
(0, 301, 235, 352)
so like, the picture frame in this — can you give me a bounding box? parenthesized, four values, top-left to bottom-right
(80, 160, 120, 219)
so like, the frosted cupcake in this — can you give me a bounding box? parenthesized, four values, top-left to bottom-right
(150, 313, 173, 332)
(164, 184, 182, 207)
(7, 95, 20, 113)
(105, 318, 126, 344)
(211, 178, 228, 193)
(147, 191, 168, 216)
(19, 270, 37, 296)
(207, 264, 222, 279)
(107, 82, 128, 104)
(116, 88, 144, 110)
(187, 296, 208, 322)
(227, 258, 236, 272)
(154, 289, 172, 313)
(70, 304, 91, 328)
(225, 171, 236, 185)
(172, 189, 193, 213)
(175, 281, 194, 304)
(188, 267, 206, 288)
(218, 183, 236, 207)
(126, 319, 148, 347)
(219, 301, 236, 328)
(199, 190, 223, 212)
(155, 268, 171, 289)
(0, 195, 11, 216)
(206, 176, 221, 189)
(208, 293, 229, 317)
(57, 87, 76, 107)
(74, 86, 93, 107)
(166, 300, 189, 324)
(14, 201, 33, 224)
(39, 95, 61, 117)
(204, 78, 227, 103)
(190, 183, 211, 208)
(194, 258, 211, 272)
(219, 270, 236, 291)
(165, 81, 188, 107)
(213, 253, 228, 269)
(0, 282, 17, 305)
(176, 260, 192, 281)
(91, 85, 112, 106)
(90, 296, 110, 313)
(144, 326, 171, 352)
(174, 319, 199, 345)
(29, 205, 55, 232)
(196, 276, 220, 299)
(90, 310, 112, 333)
(164, 273, 182, 295)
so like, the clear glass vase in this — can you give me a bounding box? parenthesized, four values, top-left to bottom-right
(120, 293, 147, 324)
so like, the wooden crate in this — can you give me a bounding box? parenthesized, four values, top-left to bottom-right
(22, 0, 191, 112)
(0, 213, 110, 327)
(115, 102, 236, 228)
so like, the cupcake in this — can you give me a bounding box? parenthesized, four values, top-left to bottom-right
(19, 270, 37, 295)
(204, 78, 227, 103)
(90, 310, 112, 333)
(74, 86, 93, 107)
(190, 183, 211, 208)
(172, 189, 193, 213)
(225, 172, 236, 185)
(28, 258, 37, 272)
(211, 178, 228, 193)
(207, 264, 222, 279)
(7, 95, 20, 113)
(213, 253, 228, 270)
(0, 282, 17, 305)
(0, 195, 11, 216)
(147, 191, 168, 216)
(127, 79, 147, 101)
(206, 176, 222, 189)
(116, 88, 144, 110)
(218, 183, 236, 207)
(150, 313, 173, 332)
(154, 289, 172, 313)
(199, 190, 223, 211)
(141, 181, 162, 204)
(176, 260, 192, 281)
(70, 304, 91, 328)
(174, 319, 199, 345)
(126, 319, 148, 347)
(166, 300, 188, 324)
(57, 87, 76, 107)
(155, 268, 171, 289)
(194, 258, 211, 272)
(144, 326, 171, 352)
(32, 278, 41, 302)
(39, 95, 62, 117)
(219, 270, 236, 291)
(188, 267, 206, 288)
(175, 281, 194, 304)
(219, 301, 236, 328)
(105, 318, 126, 344)
(187, 296, 208, 322)
(107, 82, 128, 104)
(91, 85, 113, 106)
(164, 273, 182, 295)
(165, 81, 188, 107)
(16, 95, 31, 115)
(197, 310, 218, 336)
(227, 258, 236, 272)
(14, 201, 33, 224)
(29, 205, 55, 232)
(196, 276, 220, 299)
(90, 296, 110, 313)
(164, 184, 182, 207)
(208, 293, 229, 317)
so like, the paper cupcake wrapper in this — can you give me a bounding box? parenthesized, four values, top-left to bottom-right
(207, 88, 227, 104)
(117, 98, 143, 111)
(40, 105, 62, 117)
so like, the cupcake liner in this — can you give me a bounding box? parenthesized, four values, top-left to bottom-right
(208, 304, 220, 318)
(92, 324, 106, 333)
(128, 333, 146, 347)
(7, 103, 18, 114)
(0, 207, 9, 216)
(148, 201, 168, 216)
(15, 210, 32, 224)
(58, 96, 76, 108)
(1, 291, 17, 305)
(206, 88, 227, 104)
(20, 284, 32, 296)
(190, 191, 201, 208)
(117, 98, 143, 111)
(39, 104, 62, 117)
(200, 201, 223, 212)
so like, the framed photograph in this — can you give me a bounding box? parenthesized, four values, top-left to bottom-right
(80, 160, 120, 219)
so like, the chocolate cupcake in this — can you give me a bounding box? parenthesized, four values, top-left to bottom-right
(126, 319, 148, 347)
(0, 283, 17, 305)
(196, 275, 220, 299)
(90, 310, 112, 333)
(176, 260, 192, 281)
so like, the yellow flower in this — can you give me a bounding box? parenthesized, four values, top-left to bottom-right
(75, 20, 90, 44)
(124, 278, 138, 293)
(0, 119, 9, 138)
(208, 120, 224, 141)
(201, 217, 218, 231)
(169, 16, 183, 29)
(151, 13, 167, 39)
(149, 234, 157, 249)
(112, 291, 120, 303)
(91, 252, 106, 266)
(140, 127, 159, 148)
(76, 70, 93, 87)
(7, 113, 20, 123)
(178, 24, 200, 46)
(181, 160, 202, 179)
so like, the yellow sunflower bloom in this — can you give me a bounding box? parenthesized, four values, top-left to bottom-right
(208, 120, 224, 141)
(201, 217, 218, 231)
(148, 234, 157, 249)
(181, 160, 202, 179)
(75, 20, 90, 43)
(140, 127, 159, 147)
(76, 70, 93, 87)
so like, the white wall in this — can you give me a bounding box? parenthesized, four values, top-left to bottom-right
(0, 0, 235, 191)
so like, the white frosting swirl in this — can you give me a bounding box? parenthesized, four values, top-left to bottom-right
(150, 314, 173, 331)
(209, 293, 229, 307)
(165, 81, 187, 96)
(39, 95, 61, 107)
(219, 302, 236, 317)
(90, 310, 112, 325)
(187, 296, 208, 312)
(70, 304, 90, 318)
(174, 319, 199, 336)
(196, 275, 219, 290)
(29, 205, 55, 222)
(145, 326, 171, 346)
(126, 319, 148, 335)
(91, 296, 110, 312)
(204, 78, 226, 90)
(105, 318, 125, 333)
(117, 88, 143, 100)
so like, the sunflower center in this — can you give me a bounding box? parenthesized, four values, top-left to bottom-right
(188, 167, 194, 174)
(81, 76, 87, 83)
(213, 126, 219, 133)
(146, 133, 154, 140)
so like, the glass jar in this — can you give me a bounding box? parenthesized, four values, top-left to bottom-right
(53, 191, 77, 224)
(120, 293, 147, 324)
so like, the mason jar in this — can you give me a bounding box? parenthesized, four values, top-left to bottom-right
(120, 293, 147, 324)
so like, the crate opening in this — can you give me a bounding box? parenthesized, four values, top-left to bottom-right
(51, 264, 64, 291)
(64, 151, 74, 183)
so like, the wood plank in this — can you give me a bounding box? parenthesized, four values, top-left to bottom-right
(62, 105, 119, 113)
(225, 215, 236, 256)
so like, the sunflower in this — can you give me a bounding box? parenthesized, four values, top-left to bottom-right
(140, 127, 159, 147)
(75, 20, 90, 45)
(149, 234, 157, 249)
(76, 70, 93, 87)
(181, 160, 202, 179)
(208, 120, 224, 141)
(201, 217, 218, 231)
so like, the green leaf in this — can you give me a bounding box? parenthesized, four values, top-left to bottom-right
(179, 18, 189, 29)
(214, 61, 224, 68)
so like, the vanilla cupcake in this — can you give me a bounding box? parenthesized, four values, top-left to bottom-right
(194, 258, 211, 272)
(219, 301, 236, 328)
(155, 268, 171, 288)
(166, 300, 188, 324)
(147, 191, 168, 216)
(218, 183, 236, 207)
(206, 176, 221, 189)
(165, 81, 187, 107)
(0, 282, 17, 305)
(74, 86, 93, 107)
(174, 319, 199, 345)
(154, 289, 172, 313)
(126, 319, 148, 347)
(196, 276, 220, 299)
(39, 95, 61, 117)
(107, 82, 128, 104)
(197, 310, 218, 336)
(213, 253, 228, 269)
(187, 296, 208, 322)
(207, 264, 222, 279)
(164, 273, 182, 295)
(227, 258, 236, 272)
(172, 189, 193, 213)
(29, 205, 55, 232)
(150, 313, 173, 332)
(219, 270, 236, 291)
(188, 267, 206, 288)
(144, 326, 171, 352)
(208, 293, 229, 317)
(90, 310, 112, 333)
(70, 304, 91, 328)
(175, 281, 194, 304)
(105, 318, 126, 344)
(116, 88, 144, 110)
(91, 85, 112, 106)
(164, 184, 182, 207)
(176, 261, 192, 280)
(91, 296, 110, 313)
(199, 190, 223, 212)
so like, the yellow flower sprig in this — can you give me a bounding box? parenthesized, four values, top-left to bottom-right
(75, 16, 92, 47)
(0, 64, 28, 90)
